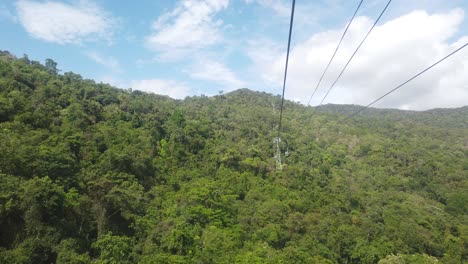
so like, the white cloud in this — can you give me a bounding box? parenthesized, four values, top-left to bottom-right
(246, 38, 284, 90)
(250, 8, 468, 110)
(15, 0, 115, 45)
(188, 59, 244, 91)
(86, 51, 122, 73)
(146, 0, 229, 61)
(130, 79, 191, 99)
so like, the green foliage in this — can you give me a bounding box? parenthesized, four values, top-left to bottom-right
(45, 59, 58, 75)
(378, 253, 439, 264)
(92, 233, 133, 264)
(56, 239, 90, 264)
(0, 52, 467, 263)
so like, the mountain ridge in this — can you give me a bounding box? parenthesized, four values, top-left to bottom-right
(222, 88, 468, 114)
(218, 88, 468, 129)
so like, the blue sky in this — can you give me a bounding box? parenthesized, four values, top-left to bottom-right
(1, 0, 467, 109)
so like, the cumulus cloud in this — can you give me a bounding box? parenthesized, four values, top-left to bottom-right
(146, 0, 229, 61)
(130, 79, 191, 99)
(250, 9, 468, 110)
(15, 0, 115, 45)
(188, 59, 244, 91)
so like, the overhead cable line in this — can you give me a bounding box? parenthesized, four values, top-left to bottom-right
(275, 0, 296, 170)
(307, 0, 392, 119)
(300, 0, 364, 118)
(277, 0, 296, 137)
(342, 42, 468, 122)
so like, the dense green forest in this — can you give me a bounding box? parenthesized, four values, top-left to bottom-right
(0, 51, 467, 263)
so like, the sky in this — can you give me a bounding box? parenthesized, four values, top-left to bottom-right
(0, 0, 467, 110)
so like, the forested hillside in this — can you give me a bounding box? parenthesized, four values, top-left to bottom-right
(0, 51, 467, 263)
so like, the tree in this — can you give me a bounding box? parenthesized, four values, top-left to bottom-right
(45, 58, 58, 75)
(93, 232, 133, 264)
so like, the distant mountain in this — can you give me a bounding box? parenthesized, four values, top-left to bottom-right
(315, 103, 468, 129)
(223, 88, 468, 128)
